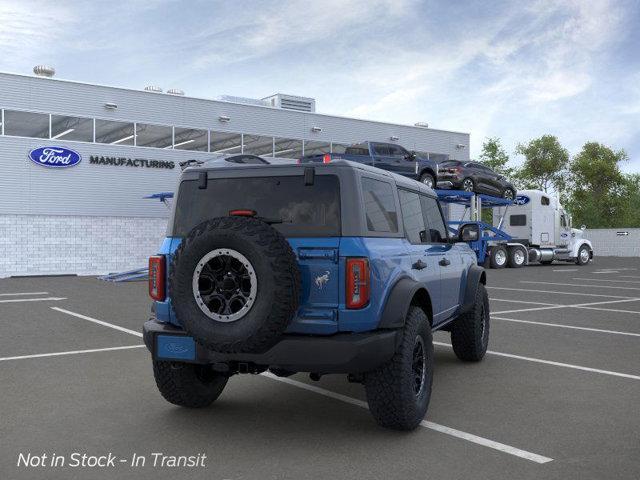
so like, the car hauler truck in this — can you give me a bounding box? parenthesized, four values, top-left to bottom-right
(493, 189, 593, 266)
(437, 189, 593, 268)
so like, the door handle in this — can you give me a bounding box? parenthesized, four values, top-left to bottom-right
(439, 258, 451, 267)
(412, 259, 427, 270)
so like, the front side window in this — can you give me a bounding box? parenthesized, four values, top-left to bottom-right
(361, 177, 398, 233)
(420, 195, 448, 243)
(399, 190, 426, 243)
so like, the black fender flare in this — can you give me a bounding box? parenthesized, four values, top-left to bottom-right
(459, 265, 486, 314)
(378, 277, 432, 329)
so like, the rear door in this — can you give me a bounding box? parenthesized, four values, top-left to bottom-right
(371, 143, 394, 172)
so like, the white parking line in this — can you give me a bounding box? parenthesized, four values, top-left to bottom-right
(51, 307, 143, 337)
(262, 372, 553, 464)
(574, 305, 640, 315)
(0, 292, 49, 296)
(491, 299, 560, 306)
(617, 275, 640, 279)
(573, 278, 640, 284)
(434, 342, 640, 381)
(493, 316, 640, 337)
(492, 297, 640, 315)
(0, 345, 145, 362)
(0, 297, 66, 304)
(552, 269, 578, 272)
(520, 281, 640, 291)
(488, 286, 637, 299)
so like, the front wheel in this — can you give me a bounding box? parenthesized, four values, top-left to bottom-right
(419, 172, 435, 189)
(462, 178, 475, 192)
(153, 360, 228, 408)
(576, 245, 591, 265)
(450, 283, 490, 361)
(364, 307, 433, 431)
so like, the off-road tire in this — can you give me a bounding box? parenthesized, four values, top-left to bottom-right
(170, 217, 300, 353)
(153, 360, 228, 408)
(489, 245, 507, 269)
(450, 283, 489, 361)
(507, 246, 526, 268)
(364, 307, 434, 431)
(419, 172, 435, 189)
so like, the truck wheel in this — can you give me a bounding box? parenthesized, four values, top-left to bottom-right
(489, 245, 507, 269)
(153, 360, 228, 408)
(170, 216, 300, 353)
(502, 188, 516, 200)
(507, 246, 526, 268)
(419, 172, 435, 189)
(450, 283, 489, 361)
(364, 307, 433, 431)
(576, 245, 591, 265)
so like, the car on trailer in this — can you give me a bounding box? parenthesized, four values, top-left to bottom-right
(144, 159, 489, 430)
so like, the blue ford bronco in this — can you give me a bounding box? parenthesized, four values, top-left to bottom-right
(144, 159, 489, 430)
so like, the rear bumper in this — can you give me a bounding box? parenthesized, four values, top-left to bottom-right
(143, 319, 400, 374)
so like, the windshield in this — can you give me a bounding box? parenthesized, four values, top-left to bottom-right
(173, 174, 341, 237)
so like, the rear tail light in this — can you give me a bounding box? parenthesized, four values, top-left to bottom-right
(149, 255, 166, 301)
(346, 258, 370, 309)
(229, 209, 257, 217)
(322, 153, 332, 164)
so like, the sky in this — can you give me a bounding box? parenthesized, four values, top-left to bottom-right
(1, 0, 639, 171)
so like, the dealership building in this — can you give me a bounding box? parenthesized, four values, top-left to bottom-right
(0, 68, 470, 277)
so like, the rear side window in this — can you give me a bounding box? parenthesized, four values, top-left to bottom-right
(510, 214, 527, 226)
(420, 196, 448, 243)
(541, 196, 550, 205)
(372, 144, 390, 156)
(361, 177, 398, 233)
(399, 190, 427, 244)
(173, 175, 340, 237)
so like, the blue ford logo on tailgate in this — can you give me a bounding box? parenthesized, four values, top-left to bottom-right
(28, 146, 82, 168)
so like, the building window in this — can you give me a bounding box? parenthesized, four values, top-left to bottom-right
(95, 119, 135, 145)
(331, 143, 350, 154)
(135, 123, 173, 148)
(50, 114, 94, 142)
(273, 137, 303, 159)
(3, 110, 50, 139)
(243, 135, 274, 156)
(210, 131, 242, 154)
(361, 177, 398, 233)
(173, 127, 208, 151)
(303, 140, 331, 156)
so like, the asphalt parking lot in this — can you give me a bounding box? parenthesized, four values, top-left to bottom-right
(2, 257, 640, 480)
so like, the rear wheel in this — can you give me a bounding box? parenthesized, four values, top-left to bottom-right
(507, 246, 526, 268)
(489, 245, 507, 269)
(462, 178, 475, 192)
(364, 307, 433, 431)
(419, 172, 435, 189)
(153, 361, 228, 408)
(450, 283, 490, 361)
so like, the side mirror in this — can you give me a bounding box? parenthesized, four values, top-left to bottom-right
(581, 224, 586, 230)
(459, 223, 480, 242)
(404, 151, 416, 160)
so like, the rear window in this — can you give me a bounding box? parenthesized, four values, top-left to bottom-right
(173, 175, 341, 237)
(345, 144, 370, 156)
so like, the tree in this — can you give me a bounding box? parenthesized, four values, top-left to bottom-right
(479, 137, 515, 177)
(566, 142, 628, 228)
(515, 135, 569, 193)
(619, 174, 640, 228)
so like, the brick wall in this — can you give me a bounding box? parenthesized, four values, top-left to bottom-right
(0, 214, 168, 277)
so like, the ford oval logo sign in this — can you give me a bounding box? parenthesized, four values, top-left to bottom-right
(514, 195, 530, 206)
(28, 146, 82, 168)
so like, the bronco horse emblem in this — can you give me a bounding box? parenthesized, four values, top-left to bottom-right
(315, 271, 330, 290)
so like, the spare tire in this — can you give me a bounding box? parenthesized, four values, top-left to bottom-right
(169, 216, 300, 353)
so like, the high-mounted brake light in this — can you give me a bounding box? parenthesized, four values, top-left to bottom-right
(149, 255, 166, 301)
(322, 153, 332, 164)
(346, 258, 370, 309)
(229, 209, 257, 217)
